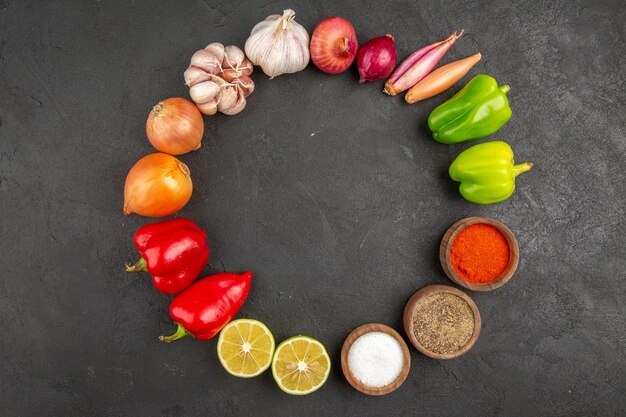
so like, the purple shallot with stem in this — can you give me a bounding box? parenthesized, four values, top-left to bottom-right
(384, 30, 464, 96)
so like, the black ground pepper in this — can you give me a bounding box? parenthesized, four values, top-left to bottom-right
(412, 292, 475, 354)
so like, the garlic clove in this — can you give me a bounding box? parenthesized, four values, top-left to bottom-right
(220, 68, 242, 83)
(234, 75, 255, 97)
(190, 49, 222, 75)
(189, 80, 220, 104)
(205, 42, 225, 63)
(240, 58, 254, 76)
(196, 97, 219, 116)
(184, 66, 213, 87)
(208, 73, 228, 87)
(217, 86, 238, 112)
(221, 89, 247, 115)
(223, 45, 245, 70)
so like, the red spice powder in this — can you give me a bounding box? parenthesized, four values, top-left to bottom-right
(450, 223, 510, 284)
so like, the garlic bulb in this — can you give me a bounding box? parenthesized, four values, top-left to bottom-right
(245, 9, 310, 78)
(184, 43, 254, 116)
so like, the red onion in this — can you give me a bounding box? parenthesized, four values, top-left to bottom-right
(356, 34, 397, 83)
(310, 17, 358, 74)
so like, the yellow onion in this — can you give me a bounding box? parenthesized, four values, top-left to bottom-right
(146, 98, 204, 155)
(123, 153, 192, 217)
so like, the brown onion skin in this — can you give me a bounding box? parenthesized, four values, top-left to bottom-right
(146, 98, 204, 155)
(123, 153, 193, 217)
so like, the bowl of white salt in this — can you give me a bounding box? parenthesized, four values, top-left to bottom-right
(341, 323, 411, 395)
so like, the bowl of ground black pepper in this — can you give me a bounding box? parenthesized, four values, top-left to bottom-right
(403, 285, 481, 359)
(440, 216, 520, 292)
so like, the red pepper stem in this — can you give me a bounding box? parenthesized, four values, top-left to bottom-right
(125, 257, 147, 272)
(159, 323, 193, 343)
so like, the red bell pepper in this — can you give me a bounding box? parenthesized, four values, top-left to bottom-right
(159, 271, 252, 342)
(125, 218, 209, 295)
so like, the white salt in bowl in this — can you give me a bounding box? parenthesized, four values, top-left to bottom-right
(341, 323, 411, 395)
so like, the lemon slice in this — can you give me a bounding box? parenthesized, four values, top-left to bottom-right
(271, 336, 331, 395)
(217, 319, 275, 378)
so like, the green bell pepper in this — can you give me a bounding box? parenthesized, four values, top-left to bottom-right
(449, 141, 533, 204)
(428, 74, 512, 144)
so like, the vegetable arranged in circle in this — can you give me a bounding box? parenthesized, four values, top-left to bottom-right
(184, 43, 255, 116)
(217, 319, 275, 378)
(123, 153, 192, 217)
(449, 141, 533, 204)
(405, 53, 481, 103)
(245, 9, 310, 78)
(125, 218, 209, 294)
(160, 272, 253, 342)
(310, 17, 358, 74)
(384, 30, 463, 96)
(356, 34, 397, 83)
(272, 336, 331, 395)
(428, 74, 512, 144)
(146, 97, 204, 155)
(121, 8, 536, 397)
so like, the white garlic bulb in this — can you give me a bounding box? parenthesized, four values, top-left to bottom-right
(245, 9, 310, 79)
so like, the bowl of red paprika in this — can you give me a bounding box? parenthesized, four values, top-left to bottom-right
(440, 217, 519, 292)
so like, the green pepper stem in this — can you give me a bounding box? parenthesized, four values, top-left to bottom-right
(159, 323, 193, 343)
(125, 257, 147, 272)
(513, 162, 533, 177)
(500, 85, 511, 94)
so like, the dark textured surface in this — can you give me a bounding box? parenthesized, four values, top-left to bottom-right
(1, 0, 625, 415)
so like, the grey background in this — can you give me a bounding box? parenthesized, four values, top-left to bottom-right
(1, 0, 624, 416)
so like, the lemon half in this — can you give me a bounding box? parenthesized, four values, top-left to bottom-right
(217, 319, 275, 378)
(271, 335, 331, 395)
